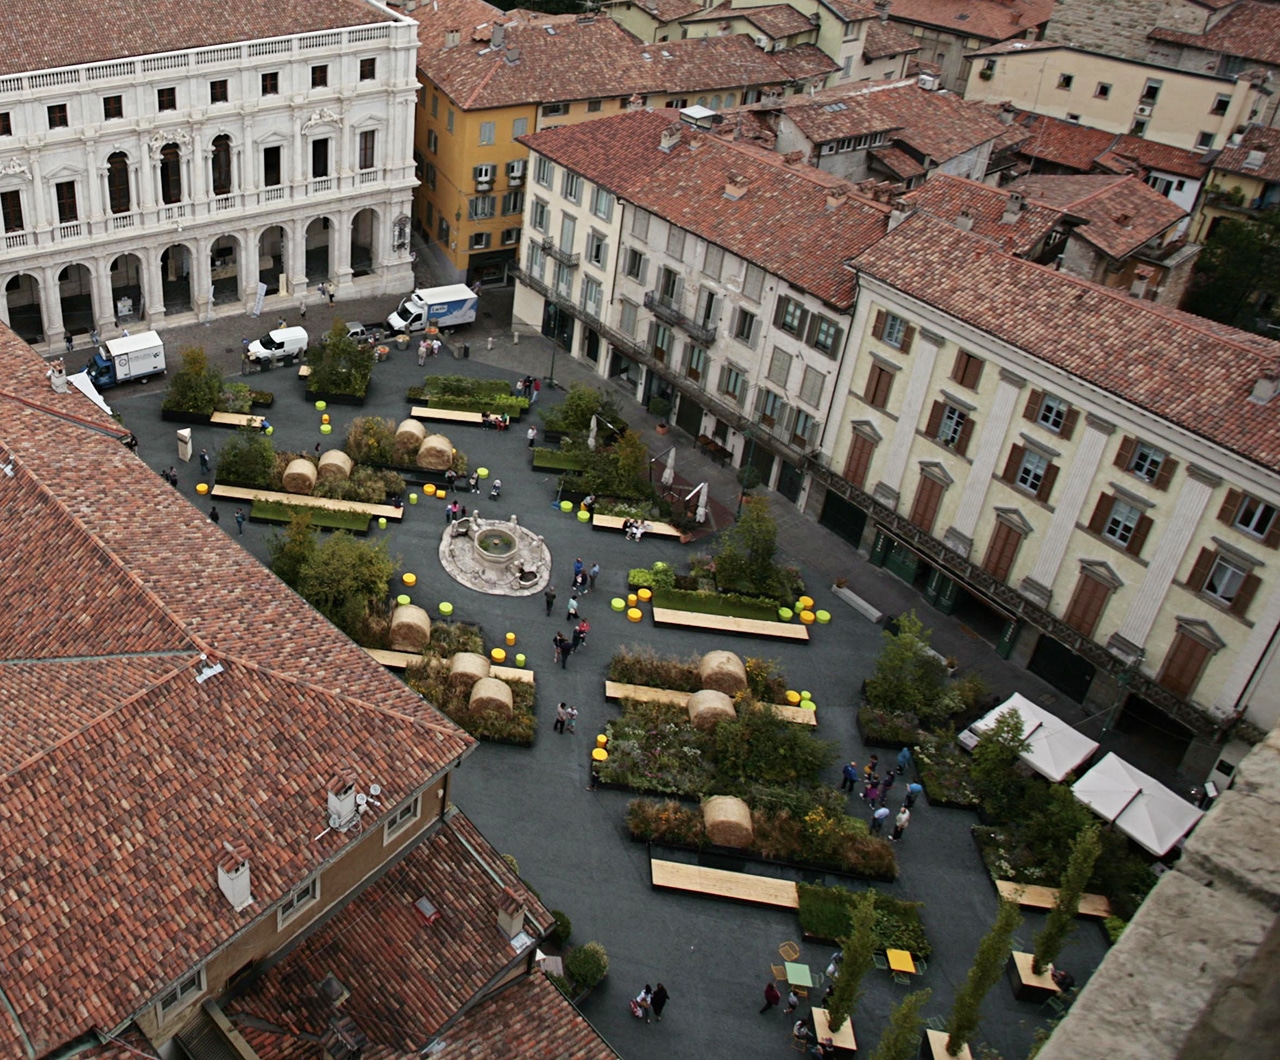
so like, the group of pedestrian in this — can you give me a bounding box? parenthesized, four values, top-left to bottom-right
(845, 749, 919, 841)
(515, 376, 542, 403)
(445, 499, 470, 522)
(160, 465, 179, 487)
(571, 557, 599, 595)
(552, 701, 578, 734)
(631, 983, 669, 1023)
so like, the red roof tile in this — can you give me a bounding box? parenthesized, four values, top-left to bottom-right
(770, 42, 841, 80)
(0, 326, 472, 1055)
(607, 0, 703, 22)
(1210, 124, 1280, 181)
(682, 2, 818, 39)
(853, 214, 1280, 472)
(884, 0, 1055, 41)
(521, 108, 891, 307)
(1151, 1, 1280, 66)
(1014, 113, 1211, 180)
(902, 173, 1061, 253)
(0, 1, 391, 78)
(864, 18, 923, 58)
(871, 144, 927, 178)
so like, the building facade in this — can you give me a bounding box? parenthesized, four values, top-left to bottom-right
(0, 0, 418, 351)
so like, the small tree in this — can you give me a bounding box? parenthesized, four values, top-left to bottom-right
(295, 531, 394, 640)
(215, 426, 275, 487)
(864, 612, 947, 719)
(826, 891, 877, 1033)
(945, 899, 1022, 1056)
(309, 322, 374, 397)
(969, 709, 1031, 823)
(1033, 823, 1102, 974)
(162, 345, 223, 414)
(268, 513, 317, 590)
(870, 988, 932, 1060)
(564, 940, 608, 990)
(716, 495, 780, 593)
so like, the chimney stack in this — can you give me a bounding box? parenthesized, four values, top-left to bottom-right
(497, 886, 526, 938)
(444, 28, 460, 49)
(492, 23, 504, 48)
(826, 184, 851, 210)
(723, 173, 751, 200)
(327, 773, 359, 831)
(1251, 372, 1280, 403)
(955, 209, 974, 232)
(1001, 191, 1024, 224)
(217, 840, 254, 912)
(659, 123, 683, 152)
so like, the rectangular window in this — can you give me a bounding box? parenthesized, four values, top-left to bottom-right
(808, 314, 841, 357)
(731, 307, 758, 348)
(446, 108, 454, 133)
(790, 408, 819, 449)
(1204, 556, 1246, 605)
(684, 344, 708, 383)
(1064, 570, 1112, 638)
(703, 243, 724, 280)
(210, 79, 228, 104)
(1196, 130, 1215, 150)
(47, 103, 68, 129)
(527, 241, 545, 280)
(502, 190, 524, 215)
(0, 113, 10, 136)
(877, 311, 911, 350)
(982, 521, 1024, 583)
(756, 387, 787, 428)
(1141, 78, 1162, 103)
(620, 299, 638, 336)
(360, 57, 377, 81)
(1235, 494, 1278, 540)
(468, 195, 496, 220)
(470, 231, 491, 250)
(799, 365, 824, 408)
(358, 129, 376, 170)
(844, 432, 876, 488)
(507, 159, 525, 183)
(103, 95, 123, 120)
(938, 404, 967, 447)
(718, 362, 747, 404)
(531, 198, 549, 232)
(535, 156, 554, 187)
(263, 145, 281, 187)
(431, 94, 439, 118)
(1038, 395, 1067, 432)
(158, 969, 204, 1019)
(541, 102, 570, 117)
(583, 276, 603, 317)
(261, 71, 279, 96)
(623, 246, 646, 281)
(1057, 73, 1074, 90)
(1187, 546, 1260, 616)
(651, 322, 673, 363)
(157, 87, 176, 111)
(586, 230, 608, 268)
(311, 138, 330, 179)
(562, 172, 583, 204)
(590, 185, 614, 221)
(1095, 83, 1111, 99)
(501, 226, 521, 246)
(1211, 93, 1231, 116)
(1131, 442, 1165, 482)
(383, 795, 420, 842)
(312, 65, 328, 89)
(864, 364, 893, 409)
(767, 347, 791, 387)
(426, 129, 438, 154)
(512, 117, 528, 138)
(55, 181, 77, 224)
(424, 161, 436, 190)
(666, 226, 686, 261)
(479, 121, 495, 145)
(951, 350, 984, 390)
(1088, 493, 1152, 555)
(587, 99, 603, 112)
(1016, 449, 1048, 494)
(657, 265, 680, 305)
(1, 190, 23, 233)
(278, 878, 319, 926)
(631, 209, 650, 241)
(910, 475, 944, 533)
(775, 295, 808, 337)
(1104, 498, 1142, 546)
(742, 263, 765, 302)
(1115, 435, 1176, 489)
(559, 214, 575, 251)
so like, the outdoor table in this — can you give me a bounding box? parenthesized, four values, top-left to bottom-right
(812, 1008, 856, 1050)
(784, 961, 814, 989)
(887, 949, 916, 974)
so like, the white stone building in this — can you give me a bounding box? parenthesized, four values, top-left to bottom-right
(0, 0, 419, 350)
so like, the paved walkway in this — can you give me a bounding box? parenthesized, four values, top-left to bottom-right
(106, 283, 1143, 1059)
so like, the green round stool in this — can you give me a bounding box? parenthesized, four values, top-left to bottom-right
(409, 492, 418, 505)
(396, 594, 410, 606)
(320, 423, 332, 435)
(315, 400, 327, 411)
(439, 601, 454, 617)
(378, 517, 388, 530)
(816, 609, 831, 624)
(477, 467, 489, 479)
(264, 426, 274, 436)
(778, 607, 794, 621)
(515, 653, 526, 667)
(577, 509, 591, 522)
(611, 597, 626, 612)
(800, 690, 812, 701)
(560, 499, 573, 513)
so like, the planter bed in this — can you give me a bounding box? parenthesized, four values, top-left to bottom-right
(250, 499, 371, 533)
(368, 462, 452, 488)
(305, 389, 367, 406)
(646, 838, 897, 885)
(531, 450, 589, 474)
(652, 587, 781, 622)
(855, 706, 921, 750)
(796, 882, 932, 955)
(160, 409, 214, 425)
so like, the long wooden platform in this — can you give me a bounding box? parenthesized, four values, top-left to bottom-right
(410, 405, 486, 425)
(364, 648, 534, 682)
(650, 606, 810, 642)
(603, 681, 816, 725)
(650, 858, 799, 909)
(996, 880, 1112, 919)
(209, 484, 404, 520)
(592, 513, 683, 539)
(209, 411, 265, 429)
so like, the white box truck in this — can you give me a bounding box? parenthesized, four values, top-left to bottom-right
(84, 331, 166, 389)
(387, 284, 478, 333)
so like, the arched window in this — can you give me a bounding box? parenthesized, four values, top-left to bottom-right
(211, 135, 232, 196)
(159, 143, 182, 205)
(107, 152, 130, 213)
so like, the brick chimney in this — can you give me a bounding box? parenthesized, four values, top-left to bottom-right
(217, 840, 254, 912)
(724, 173, 751, 200)
(497, 886, 525, 938)
(1250, 371, 1280, 403)
(627, 93, 647, 111)
(783, 150, 805, 166)
(445, 29, 460, 48)
(659, 123, 683, 152)
(1001, 191, 1024, 224)
(1128, 266, 1154, 299)
(826, 184, 851, 210)
(955, 209, 974, 232)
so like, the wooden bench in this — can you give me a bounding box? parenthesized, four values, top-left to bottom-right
(603, 681, 816, 725)
(651, 606, 810, 642)
(650, 859, 799, 909)
(996, 880, 1113, 919)
(592, 513, 684, 539)
(209, 484, 404, 520)
(365, 648, 534, 683)
(410, 405, 486, 425)
(298, 364, 312, 378)
(209, 411, 265, 429)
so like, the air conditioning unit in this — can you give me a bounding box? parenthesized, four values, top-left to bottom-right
(1135, 104, 1153, 117)
(755, 35, 770, 50)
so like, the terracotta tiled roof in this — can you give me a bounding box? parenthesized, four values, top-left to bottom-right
(883, 0, 1055, 41)
(682, 2, 818, 39)
(852, 214, 1280, 472)
(0, 326, 472, 1056)
(223, 813, 612, 1057)
(818, 0, 878, 21)
(419, 8, 805, 108)
(870, 144, 927, 178)
(770, 43, 841, 80)
(1100, 134, 1211, 181)
(864, 18, 923, 58)
(1150, 1, 1280, 66)
(0, 0, 391, 78)
(967, 38, 1064, 57)
(1006, 173, 1187, 258)
(1210, 124, 1280, 181)
(1013, 113, 1211, 180)
(902, 173, 1061, 253)
(602, 0, 702, 22)
(521, 108, 890, 307)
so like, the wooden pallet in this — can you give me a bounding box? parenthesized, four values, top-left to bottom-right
(650, 606, 810, 641)
(650, 859, 799, 909)
(209, 484, 403, 520)
(996, 880, 1112, 919)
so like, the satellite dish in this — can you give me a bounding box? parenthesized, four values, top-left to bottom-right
(356, 793, 368, 806)
(369, 783, 382, 797)
(328, 814, 343, 829)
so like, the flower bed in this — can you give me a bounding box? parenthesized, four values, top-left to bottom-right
(598, 701, 716, 795)
(250, 499, 370, 533)
(531, 447, 589, 473)
(796, 883, 931, 956)
(652, 587, 779, 622)
(607, 647, 788, 703)
(856, 706, 921, 749)
(914, 731, 980, 810)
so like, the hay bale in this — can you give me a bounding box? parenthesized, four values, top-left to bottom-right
(396, 418, 426, 453)
(469, 676, 513, 716)
(703, 795, 754, 848)
(698, 650, 748, 697)
(417, 432, 454, 471)
(389, 604, 432, 652)
(282, 458, 317, 495)
(687, 688, 736, 731)
(317, 449, 353, 482)
(448, 652, 491, 690)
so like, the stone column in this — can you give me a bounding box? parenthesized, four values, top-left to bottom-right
(945, 367, 1024, 556)
(42, 264, 65, 347)
(871, 329, 941, 510)
(92, 257, 115, 334)
(144, 248, 166, 324)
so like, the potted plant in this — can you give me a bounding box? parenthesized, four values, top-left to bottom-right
(649, 395, 672, 435)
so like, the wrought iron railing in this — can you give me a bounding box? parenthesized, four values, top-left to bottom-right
(643, 290, 717, 345)
(540, 237, 580, 267)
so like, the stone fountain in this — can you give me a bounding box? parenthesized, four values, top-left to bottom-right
(437, 510, 551, 596)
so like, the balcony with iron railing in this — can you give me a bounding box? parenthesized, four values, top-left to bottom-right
(541, 236, 580, 267)
(643, 290, 717, 346)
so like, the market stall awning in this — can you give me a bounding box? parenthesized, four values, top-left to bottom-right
(1071, 752, 1204, 857)
(960, 693, 1099, 783)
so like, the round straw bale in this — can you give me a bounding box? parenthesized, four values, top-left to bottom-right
(282, 458, 317, 495)
(702, 795, 754, 848)
(698, 650, 748, 697)
(687, 688, 736, 731)
(469, 676, 513, 716)
(395, 418, 426, 452)
(389, 604, 432, 652)
(417, 433, 454, 470)
(448, 651, 491, 690)
(317, 449, 353, 482)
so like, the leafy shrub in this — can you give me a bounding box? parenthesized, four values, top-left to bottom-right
(308, 322, 375, 397)
(430, 621, 485, 657)
(625, 799, 707, 846)
(865, 612, 948, 720)
(858, 706, 921, 747)
(598, 701, 715, 794)
(1103, 916, 1127, 944)
(249, 389, 274, 408)
(550, 910, 572, 948)
(345, 416, 397, 465)
(541, 383, 626, 437)
(648, 395, 671, 419)
(313, 465, 405, 503)
(564, 941, 609, 990)
(295, 532, 394, 642)
(163, 346, 223, 414)
(628, 568, 654, 589)
(215, 426, 276, 487)
(914, 731, 979, 808)
(405, 659, 535, 745)
(715, 704, 836, 786)
(744, 657, 788, 703)
(607, 648, 701, 693)
(428, 394, 528, 416)
(268, 513, 317, 590)
(796, 884, 932, 957)
(221, 381, 253, 414)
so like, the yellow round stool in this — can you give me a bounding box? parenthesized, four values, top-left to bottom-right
(409, 492, 418, 505)
(321, 413, 330, 425)
(319, 424, 332, 435)
(785, 690, 801, 705)
(423, 484, 436, 497)
(195, 482, 210, 495)
(800, 609, 816, 624)
(403, 572, 417, 586)
(637, 588, 652, 603)
(800, 690, 812, 701)
(778, 607, 794, 621)
(596, 734, 608, 748)
(490, 647, 507, 664)
(505, 632, 516, 646)
(591, 747, 608, 763)
(378, 517, 387, 530)
(477, 467, 489, 479)
(798, 595, 815, 610)
(627, 593, 638, 607)
(626, 607, 643, 623)
(315, 400, 327, 411)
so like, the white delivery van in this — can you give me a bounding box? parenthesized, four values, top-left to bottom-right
(84, 331, 166, 388)
(387, 284, 478, 333)
(247, 326, 309, 367)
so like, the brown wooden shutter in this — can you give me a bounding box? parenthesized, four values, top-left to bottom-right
(1265, 515, 1280, 550)
(1152, 457, 1178, 491)
(1127, 512, 1153, 556)
(863, 366, 880, 404)
(1114, 435, 1137, 471)
(952, 349, 966, 385)
(1059, 407, 1079, 441)
(925, 400, 945, 439)
(1217, 488, 1242, 526)
(964, 355, 984, 389)
(1064, 572, 1111, 639)
(956, 416, 975, 458)
(982, 521, 1023, 583)
(1232, 572, 1261, 617)
(1159, 632, 1210, 699)
(1023, 389, 1043, 422)
(1002, 444, 1025, 484)
(1036, 462, 1059, 503)
(773, 296, 788, 327)
(871, 309, 886, 340)
(1088, 493, 1111, 535)
(1185, 547, 1215, 593)
(900, 325, 916, 354)
(910, 476, 944, 533)
(844, 432, 875, 488)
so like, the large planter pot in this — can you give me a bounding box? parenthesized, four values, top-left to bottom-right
(160, 409, 214, 425)
(655, 422, 670, 436)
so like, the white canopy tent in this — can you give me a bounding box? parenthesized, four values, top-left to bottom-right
(1071, 753, 1204, 857)
(960, 693, 1099, 783)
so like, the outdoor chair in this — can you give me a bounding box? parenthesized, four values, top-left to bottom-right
(892, 971, 912, 986)
(772, 963, 787, 983)
(872, 953, 888, 971)
(779, 940, 801, 962)
(914, 957, 928, 975)
(925, 1016, 947, 1032)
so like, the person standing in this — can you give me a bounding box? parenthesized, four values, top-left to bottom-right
(840, 760, 859, 792)
(326, 280, 336, 304)
(544, 585, 557, 616)
(531, 377, 541, 404)
(515, 377, 524, 398)
(431, 338, 442, 358)
(168, 466, 179, 488)
(573, 557, 584, 581)
(566, 705, 578, 733)
(880, 770, 896, 806)
(527, 425, 537, 448)
(554, 702, 568, 734)
(588, 561, 600, 592)
(892, 806, 911, 842)
(904, 781, 924, 809)
(199, 448, 210, 473)
(570, 623, 584, 655)
(417, 339, 428, 366)
(234, 508, 246, 535)
(864, 778, 881, 807)
(760, 981, 782, 1015)
(209, 506, 220, 524)
(870, 805, 891, 835)
(897, 745, 913, 775)
(566, 593, 579, 622)
(863, 755, 879, 782)
(635, 985, 653, 1024)
(64, 332, 74, 355)
(651, 983, 669, 1022)
(783, 989, 799, 1016)
(553, 631, 569, 668)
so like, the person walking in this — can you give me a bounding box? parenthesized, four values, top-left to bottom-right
(897, 745, 913, 775)
(566, 593, 579, 622)
(554, 702, 568, 734)
(892, 806, 911, 842)
(234, 508, 246, 535)
(417, 339, 428, 366)
(570, 623, 584, 655)
(840, 760, 859, 792)
(566, 705, 578, 733)
(553, 631, 569, 669)
(573, 557, 584, 581)
(904, 781, 924, 809)
(531, 377, 541, 404)
(783, 989, 800, 1016)
(588, 561, 600, 592)
(527, 425, 537, 449)
(635, 985, 653, 1024)
(870, 805, 891, 835)
(467, 471, 479, 493)
(760, 981, 782, 1014)
(575, 618, 589, 652)
(651, 983, 669, 1022)
(431, 338, 442, 358)
(209, 506, 220, 524)
(199, 448, 210, 473)
(544, 585, 556, 616)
